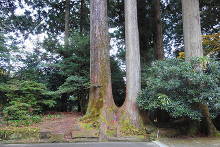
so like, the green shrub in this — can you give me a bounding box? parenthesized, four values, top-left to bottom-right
(3, 101, 31, 120)
(2, 80, 55, 121)
(137, 58, 220, 120)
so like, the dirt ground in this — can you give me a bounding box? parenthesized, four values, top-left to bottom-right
(0, 112, 100, 143)
(36, 112, 83, 139)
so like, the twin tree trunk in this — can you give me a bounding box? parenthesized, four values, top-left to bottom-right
(86, 0, 114, 119)
(87, 0, 217, 138)
(124, 0, 142, 127)
(86, 0, 117, 140)
(86, 0, 143, 138)
(182, 0, 218, 136)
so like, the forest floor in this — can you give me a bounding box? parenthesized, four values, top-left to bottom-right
(1, 112, 220, 146)
(36, 112, 99, 142)
(0, 112, 100, 143)
(0, 112, 147, 143)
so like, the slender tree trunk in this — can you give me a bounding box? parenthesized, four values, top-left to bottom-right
(153, 0, 164, 60)
(86, 0, 116, 140)
(80, 0, 84, 33)
(123, 0, 142, 127)
(64, 0, 70, 46)
(137, 0, 148, 65)
(61, 0, 70, 110)
(182, 0, 218, 136)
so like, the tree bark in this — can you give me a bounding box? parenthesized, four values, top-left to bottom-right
(153, 0, 164, 60)
(181, 0, 203, 58)
(86, 0, 116, 140)
(182, 0, 218, 136)
(198, 103, 218, 136)
(64, 0, 70, 47)
(123, 0, 142, 127)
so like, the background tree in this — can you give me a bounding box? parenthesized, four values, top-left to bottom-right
(182, 0, 203, 58)
(153, 0, 164, 60)
(64, 0, 70, 46)
(181, 0, 218, 136)
(162, 0, 220, 55)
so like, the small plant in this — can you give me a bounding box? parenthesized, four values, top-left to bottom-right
(44, 114, 62, 120)
(31, 115, 42, 123)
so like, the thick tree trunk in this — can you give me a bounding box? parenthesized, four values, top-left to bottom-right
(182, 0, 218, 136)
(64, 0, 70, 46)
(123, 0, 142, 127)
(181, 0, 203, 58)
(153, 0, 164, 60)
(86, 0, 116, 140)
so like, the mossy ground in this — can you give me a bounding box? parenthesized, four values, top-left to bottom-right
(0, 127, 39, 140)
(80, 108, 155, 141)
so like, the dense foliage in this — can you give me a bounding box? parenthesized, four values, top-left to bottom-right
(1, 80, 55, 120)
(138, 58, 220, 120)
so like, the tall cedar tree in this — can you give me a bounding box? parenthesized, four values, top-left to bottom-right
(86, 0, 145, 136)
(122, 0, 143, 127)
(182, 0, 218, 136)
(86, 0, 116, 140)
